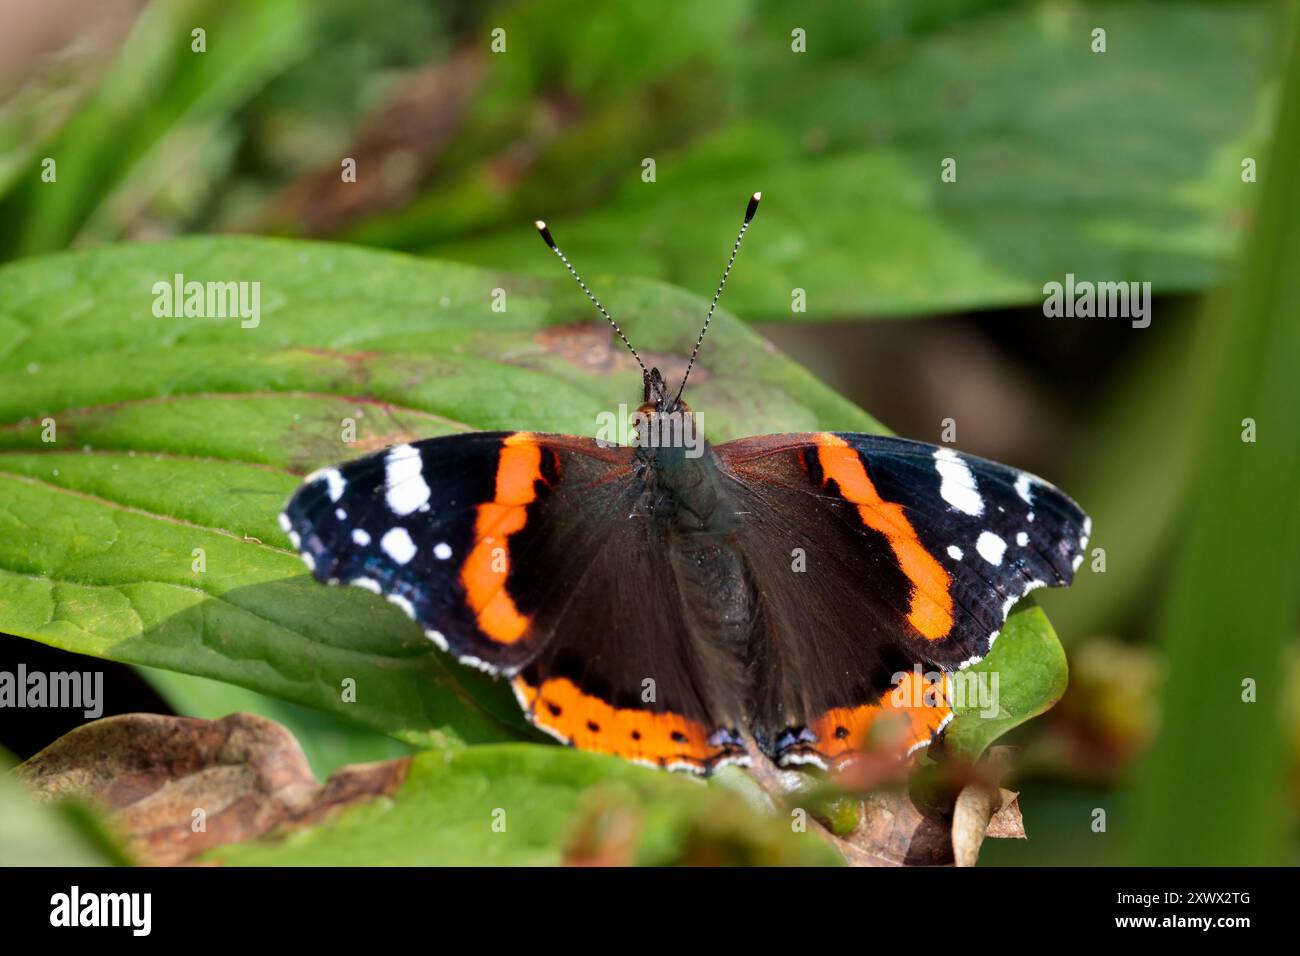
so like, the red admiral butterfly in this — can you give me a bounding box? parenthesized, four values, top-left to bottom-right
(282, 194, 1089, 775)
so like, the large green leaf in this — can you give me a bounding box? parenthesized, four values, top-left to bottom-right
(207, 744, 843, 865)
(0, 236, 1061, 758)
(339, 0, 1285, 319)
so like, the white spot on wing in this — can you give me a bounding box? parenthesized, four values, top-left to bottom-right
(335, 508, 347, 521)
(976, 531, 1006, 566)
(1016, 531, 1029, 547)
(385, 444, 431, 516)
(958, 581, 1047, 669)
(278, 513, 291, 533)
(947, 545, 963, 560)
(381, 526, 417, 565)
(778, 752, 829, 770)
(457, 655, 499, 674)
(323, 468, 346, 503)
(352, 528, 371, 546)
(387, 593, 415, 619)
(933, 448, 984, 516)
(1014, 473, 1034, 505)
(433, 542, 453, 560)
(350, 577, 382, 594)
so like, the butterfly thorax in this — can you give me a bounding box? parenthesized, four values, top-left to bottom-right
(631, 403, 725, 530)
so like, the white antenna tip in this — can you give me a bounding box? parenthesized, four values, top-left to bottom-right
(534, 220, 557, 249)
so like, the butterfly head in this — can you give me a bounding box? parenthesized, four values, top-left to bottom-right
(641, 367, 684, 414)
(633, 366, 704, 466)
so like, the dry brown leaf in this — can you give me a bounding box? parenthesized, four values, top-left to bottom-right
(16, 712, 408, 865)
(986, 789, 1026, 839)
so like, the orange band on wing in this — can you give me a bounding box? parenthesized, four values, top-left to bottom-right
(512, 674, 737, 771)
(815, 434, 954, 640)
(461, 433, 543, 644)
(804, 670, 953, 766)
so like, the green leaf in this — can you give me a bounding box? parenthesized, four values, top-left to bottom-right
(342, 0, 1284, 319)
(0, 236, 1063, 764)
(945, 603, 1069, 758)
(205, 744, 843, 865)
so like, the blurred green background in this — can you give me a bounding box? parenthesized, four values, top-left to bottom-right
(0, 0, 1296, 865)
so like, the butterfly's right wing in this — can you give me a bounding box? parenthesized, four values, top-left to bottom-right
(715, 431, 1089, 768)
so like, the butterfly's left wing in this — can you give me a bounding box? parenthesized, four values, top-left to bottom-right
(714, 431, 1089, 769)
(282, 430, 748, 773)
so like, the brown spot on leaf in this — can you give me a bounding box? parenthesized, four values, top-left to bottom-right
(296, 347, 382, 368)
(562, 791, 644, 867)
(349, 430, 423, 455)
(535, 323, 708, 385)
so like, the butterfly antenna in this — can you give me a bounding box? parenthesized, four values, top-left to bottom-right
(534, 220, 648, 378)
(675, 192, 761, 403)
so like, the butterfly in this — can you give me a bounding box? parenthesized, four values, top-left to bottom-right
(281, 193, 1090, 775)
